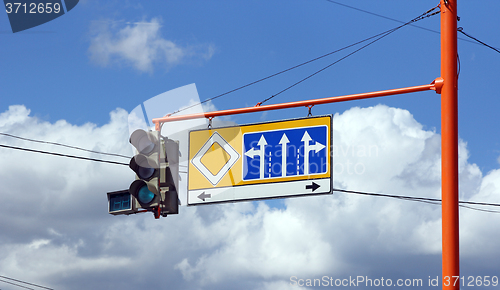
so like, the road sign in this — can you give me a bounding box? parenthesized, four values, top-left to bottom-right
(187, 115, 332, 205)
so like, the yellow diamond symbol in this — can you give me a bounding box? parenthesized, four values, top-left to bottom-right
(191, 131, 240, 186)
(200, 143, 231, 176)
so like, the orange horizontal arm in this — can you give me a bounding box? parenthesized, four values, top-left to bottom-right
(152, 78, 443, 127)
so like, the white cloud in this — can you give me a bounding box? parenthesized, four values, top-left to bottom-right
(88, 18, 214, 73)
(174, 203, 335, 285)
(461, 168, 500, 256)
(0, 104, 499, 290)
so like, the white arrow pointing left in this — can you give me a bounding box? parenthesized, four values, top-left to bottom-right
(245, 135, 268, 179)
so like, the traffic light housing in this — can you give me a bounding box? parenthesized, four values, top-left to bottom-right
(127, 129, 180, 218)
(160, 138, 179, 216)
(129, 129, 161, 211)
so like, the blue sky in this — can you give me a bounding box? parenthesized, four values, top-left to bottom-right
(1, 1, 499, 172)
(1, 1, 500, 289)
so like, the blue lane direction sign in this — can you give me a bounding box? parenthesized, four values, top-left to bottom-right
(187, 115, 332, 205)
(243, 126, 328, 181)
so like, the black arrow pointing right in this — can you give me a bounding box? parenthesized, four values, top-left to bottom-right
(305, 182, 320, 192)
(197, 192, 211, 201)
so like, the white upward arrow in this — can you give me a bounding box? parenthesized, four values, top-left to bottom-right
(245, 135, 268, 179)
(278, 133, 290, 177)
(301, 131, 312, 175)
(301, 131, 325, 175)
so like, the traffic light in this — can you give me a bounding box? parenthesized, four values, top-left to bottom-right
(128, 129, 180, 218)
(129, 129, 161, 212)
(160, 138, 180, 216)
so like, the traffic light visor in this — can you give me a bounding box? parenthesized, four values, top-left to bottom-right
(130, 129, 158, 154)
(138, 167, 155, 180)
(129, 154, 159, 180)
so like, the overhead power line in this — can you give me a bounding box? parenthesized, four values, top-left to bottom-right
(325, 0, 438, 32)
(0, 275, 53, 290)
(324, 0, 479, 46)
(0, 279, 34, 290)
(258, 5, 439, 105)
(458, 27, 500, 54)
(334, 188, 500, 214)
(167, 29, 395, 117)
(0, 132, 131, 159)
(0, 278, 35, 290)
(2, 141, 500, 214)
(0, 144, 128, 166)
(168, 5, 439, 116)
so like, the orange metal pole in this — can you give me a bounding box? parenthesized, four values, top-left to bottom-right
(153, 80, 442, 126)
(441, 0, 460, 289)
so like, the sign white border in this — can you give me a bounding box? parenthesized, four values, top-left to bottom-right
(190, 131, 240, 186)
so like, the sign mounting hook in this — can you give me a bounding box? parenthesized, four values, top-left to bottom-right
(207, 117, 214, 129)
(307, 105, 314, 117)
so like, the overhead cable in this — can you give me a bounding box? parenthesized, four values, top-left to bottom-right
(0, 132, 131, 159)
(167, 29, 395, 116)
(458, 27, 500, 54)
(324, 0, 479, 46)
(0, 274, 54, 289)
(2, 142, 500, 214)
(167, 5, 439, 117)
(0, 279, 35, 290)
(0, 144, 128, 166)
(325, 0, 438, 32)
(258, 5, 439, 105)
(334, 188, 500, 214)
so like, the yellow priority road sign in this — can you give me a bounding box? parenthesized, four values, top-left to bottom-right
(187, 115, 332, 205)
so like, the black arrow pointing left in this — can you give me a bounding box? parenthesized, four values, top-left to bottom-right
(197, 192, 211, 201)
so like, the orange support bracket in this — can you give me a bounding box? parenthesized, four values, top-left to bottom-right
(152, 79, 442, 127)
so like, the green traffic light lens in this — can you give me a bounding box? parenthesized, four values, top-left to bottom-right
(137, 186, 155, 204)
